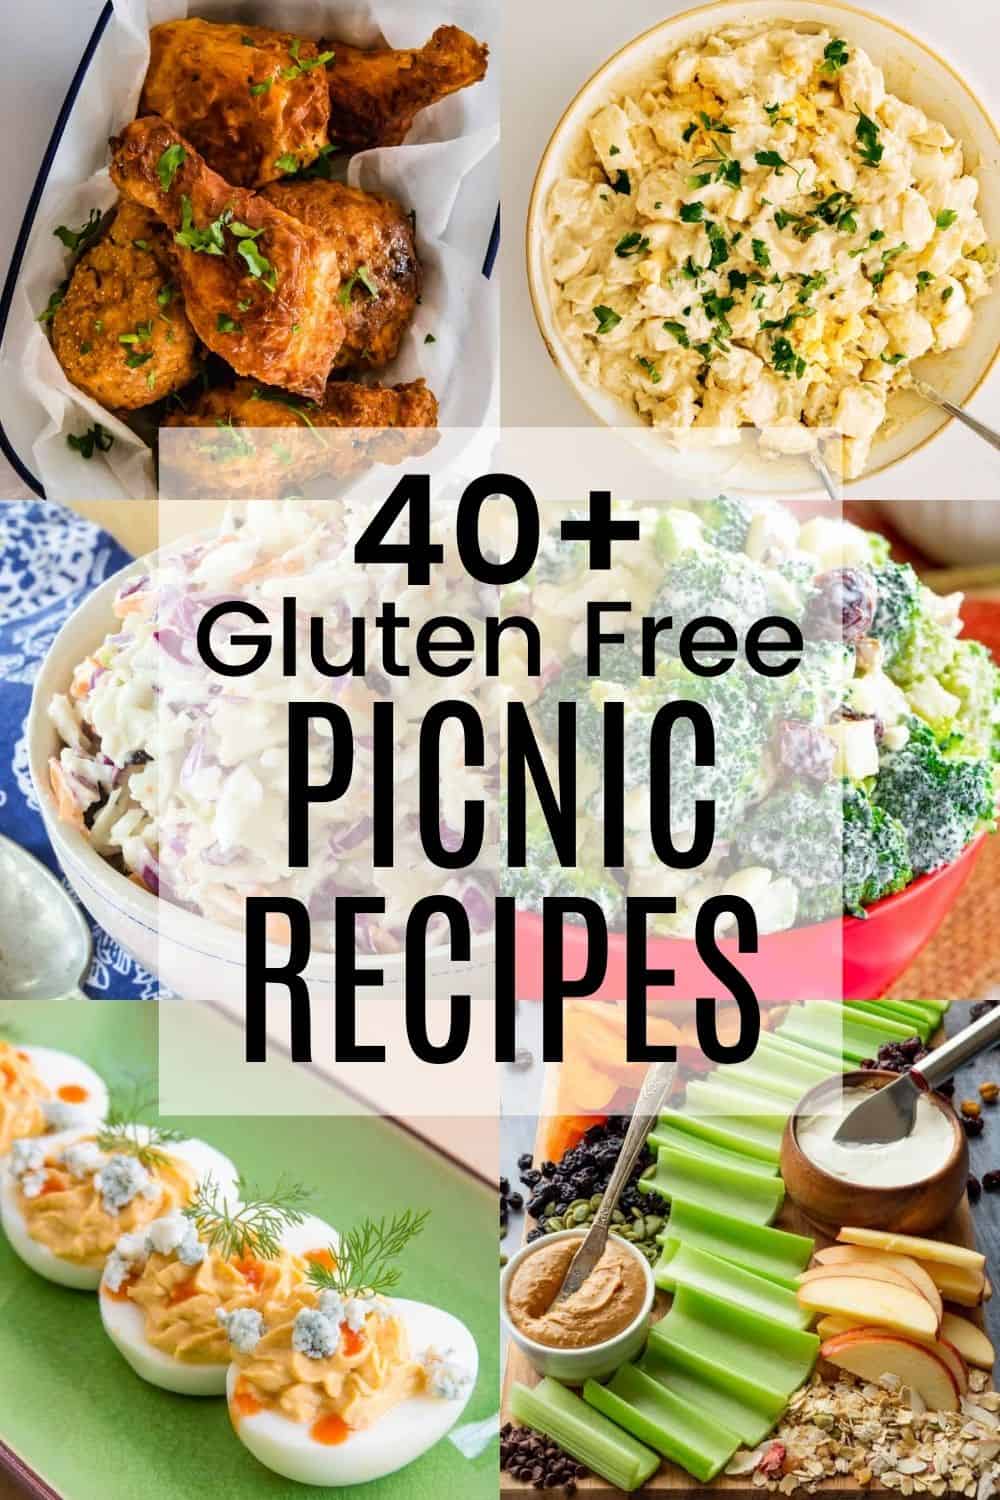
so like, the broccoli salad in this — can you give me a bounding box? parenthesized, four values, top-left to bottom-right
(506, 497, 999, 935)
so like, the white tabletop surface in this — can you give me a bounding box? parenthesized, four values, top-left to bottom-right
(499, 0, 1000, 497)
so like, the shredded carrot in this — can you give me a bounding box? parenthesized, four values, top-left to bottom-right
(70, 657, 100, 698)
(48, 758, 84, 828)
(232, 556, 305, 587)
(113, 589, 154, 619)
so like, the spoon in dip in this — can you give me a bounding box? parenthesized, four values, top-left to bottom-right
(0, 834, 92, 999)
(834, 1007, 1000, 1148)
(552, 1058, 675, 1305)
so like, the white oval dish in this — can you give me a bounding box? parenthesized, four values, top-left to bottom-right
(4, 1046, 109, 1142)
(0, 1128, 239, 1290)
(525, 0, 1000, 490)
(226, 1297, 478, 1486)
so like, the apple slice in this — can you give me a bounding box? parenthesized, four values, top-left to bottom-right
(940, 1313, 994, 1371)
(922, 1259, 986, 1308)
(820, 1330, 960, 1412)
(798, 1273, 939, 1338)
(812, 1248, 943, 1322)
(815, 1319, 972, 1391)
(798, 1262, 940, 1330)
(816, 1315, 859, 1341)
(837, 1227, 984, 1274)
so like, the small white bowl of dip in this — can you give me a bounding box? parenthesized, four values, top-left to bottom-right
(781, 1069, 968, 1235)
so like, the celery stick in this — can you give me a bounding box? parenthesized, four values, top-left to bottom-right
(685, 1074, 793, 1120)
(584, 1367, 741, 1482)
(646, 1122, 779, 1177)
(510, 1379, 659, 1492)
(655, 1241, 812, 1329)
(664, 1199, 813, 1289)
(849, 999, 936, 1038)
(639, 1145, 784, 1225)
(639, 1340, 777, 1447)
(778, 1001, 915, 1063)
(660, 1285, 819, 1400)
(721, 1055, 821, 1102)
(757, 1029, 848, 1073)
(754, 1030, 844, 1080)
(656, 1108, 782, 1164)
(646, 1325, 787, 1429)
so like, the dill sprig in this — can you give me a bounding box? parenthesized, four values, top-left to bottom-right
(306, 1210, 429, 1299)
(183, 1173, 313, 1261)
(95, 1083, 187, 1169)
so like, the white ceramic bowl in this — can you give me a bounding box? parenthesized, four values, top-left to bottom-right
(27, 559, 495, 1007)
(500, 1228, 655, 1383)
(526, 0, 1000, 491)
(878, 500, 1000, 565)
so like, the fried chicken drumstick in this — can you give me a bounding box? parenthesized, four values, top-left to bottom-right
(110, 118, 345, 399)
(162, 376, 438, 497)
(322, 25, 489, 149)
(141, 19, 331, 188)
(261, 180, 419, 368)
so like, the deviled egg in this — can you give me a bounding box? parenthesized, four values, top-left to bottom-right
(0, 1039, 108, 1153)
(100, 1188, 339, 1397)
(0, 1123, 237, 1290)
(222, 1213, 478, 1486)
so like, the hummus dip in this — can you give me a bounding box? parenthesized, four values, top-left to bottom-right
(507, 1234, 647, 1349)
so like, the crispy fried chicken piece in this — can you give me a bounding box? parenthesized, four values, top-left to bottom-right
(110, 118, 344, 399)
(140, 19, 331, 188)
(51, 198, 199, 411)
(161, 376, 438, 497)
(261, 180, 419, 368)
(322, 25, 488, 149)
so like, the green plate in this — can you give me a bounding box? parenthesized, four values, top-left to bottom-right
(0, 1004, 498, 1500)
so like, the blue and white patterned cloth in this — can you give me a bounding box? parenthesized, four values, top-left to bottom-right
(0, 501, 158, 998)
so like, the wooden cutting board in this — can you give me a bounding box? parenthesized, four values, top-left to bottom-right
(501, 1059, 989, 1497)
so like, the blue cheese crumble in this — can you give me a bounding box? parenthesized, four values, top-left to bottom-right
(94, 1154, 158, 1215)
(146, 1212, 205, 1266)
(20, 1170, 48, 1200)
(421, 1347, 472, 1400)
(61, 1141, 104, 1178)
(292, 1308, 341, 1359)
(217, 1307, 265, 1354)
(41, 1099, 88, 1132)
(10, 1139, 46, 1179)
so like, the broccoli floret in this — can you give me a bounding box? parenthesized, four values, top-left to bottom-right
(653, 549, 770, 647)
(886, 586, 959, 687)
(533, 646, 642, 757)
(794, 883, 840, 925)
(870, 561, 920, 669)
(842, 783, 912, 916)
(732, 779, 844, 891)
(873, 718, 994, 874)
(866, 531, 892, 566)
(939, 639, 1000, 761)
(696, 496, 752, 553)
(532, 510, 587, 585)
(504, 856, 626, 928)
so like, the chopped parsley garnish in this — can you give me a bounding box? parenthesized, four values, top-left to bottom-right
(686, 173, 711, 190)
(820, 38, 849, 75)
(682, 121, 698, 142)
(248, 387, 320, 428)
(797, 271, 827, 301)
(155, 281, 174, 309)
(36, 283, 68, 323)
(764, 102, 793, 125)
(917, 270, 934, 288)
(698, 112, 733, 134)
(593, 304, 622, 335)
(217, 313, 242, 333)
(705, 220, 729, 270)
(881, 351, 905, 364)
(175, 196, 229, 255)
(338, 264, 380, 303)
(935, 209, 958, 230)
(848, 228, 886, 258)
(237, 297, 253, 312)
(755, 149, 787, 174)
(774, 208, 821, 240)
(275, 152, 300, 174)
(679, 202, 705, 223)
(615, 231, 651, 256)
(66, 423, 113, 460)
(942, 285, 955, 301)
(249, 79, 272, 96)
(728, 269, 748, 292)
(771, 337, 806, 378)
(855, 111, 884, 168)
(608, 145, 620, 157)
(424, 332, 436, 343)
(156, 143, 186, 192)
(752, 238, 771, 268)
(280, 38, 334, 80)
(812, 190, 857, 229)
(635, 355, 661, 383)
(132, 238, 152, 252)
(54, 208, 103, 254)
(871, 241, 908, 285)
(703, 291, 735, 326)
(241, 34, 257, 46)
(118, 320, 153, 346)
(663, 320, 690, 347)
(285, 143, 339, 180)
(79, 340, 91, 354)
(611, 169, 631, 194)
(761, 306, 814, 332)
(124, 350, 153, 368)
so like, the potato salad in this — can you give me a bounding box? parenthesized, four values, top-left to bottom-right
(543, 24, 996, 475)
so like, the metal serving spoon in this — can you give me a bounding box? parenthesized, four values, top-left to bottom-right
(909, 376, 1000, 455)
(834, 1006, 1000, 1147)
(552, 1057, 676, 1304)
(0, 834, 91, 1000)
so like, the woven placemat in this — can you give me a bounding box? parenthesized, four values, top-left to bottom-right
(887, 833, 1000, 1002)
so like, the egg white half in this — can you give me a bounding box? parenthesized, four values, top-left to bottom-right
(3, 1047, 109, 1149)
(227, 1298, 478, 1486)
(0, 1128, 238, 1291)
(100, 1212, 339, 1397)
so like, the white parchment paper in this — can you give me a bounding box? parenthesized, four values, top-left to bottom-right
(0, 0, 498, 499)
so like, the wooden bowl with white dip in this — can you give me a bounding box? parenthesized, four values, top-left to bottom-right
(781, 1070, 968, 1236)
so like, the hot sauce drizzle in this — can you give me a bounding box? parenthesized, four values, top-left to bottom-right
(311, 1413, 351, 1445)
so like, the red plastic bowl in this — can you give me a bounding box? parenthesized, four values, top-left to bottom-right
(513, 834, 985, 1003)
